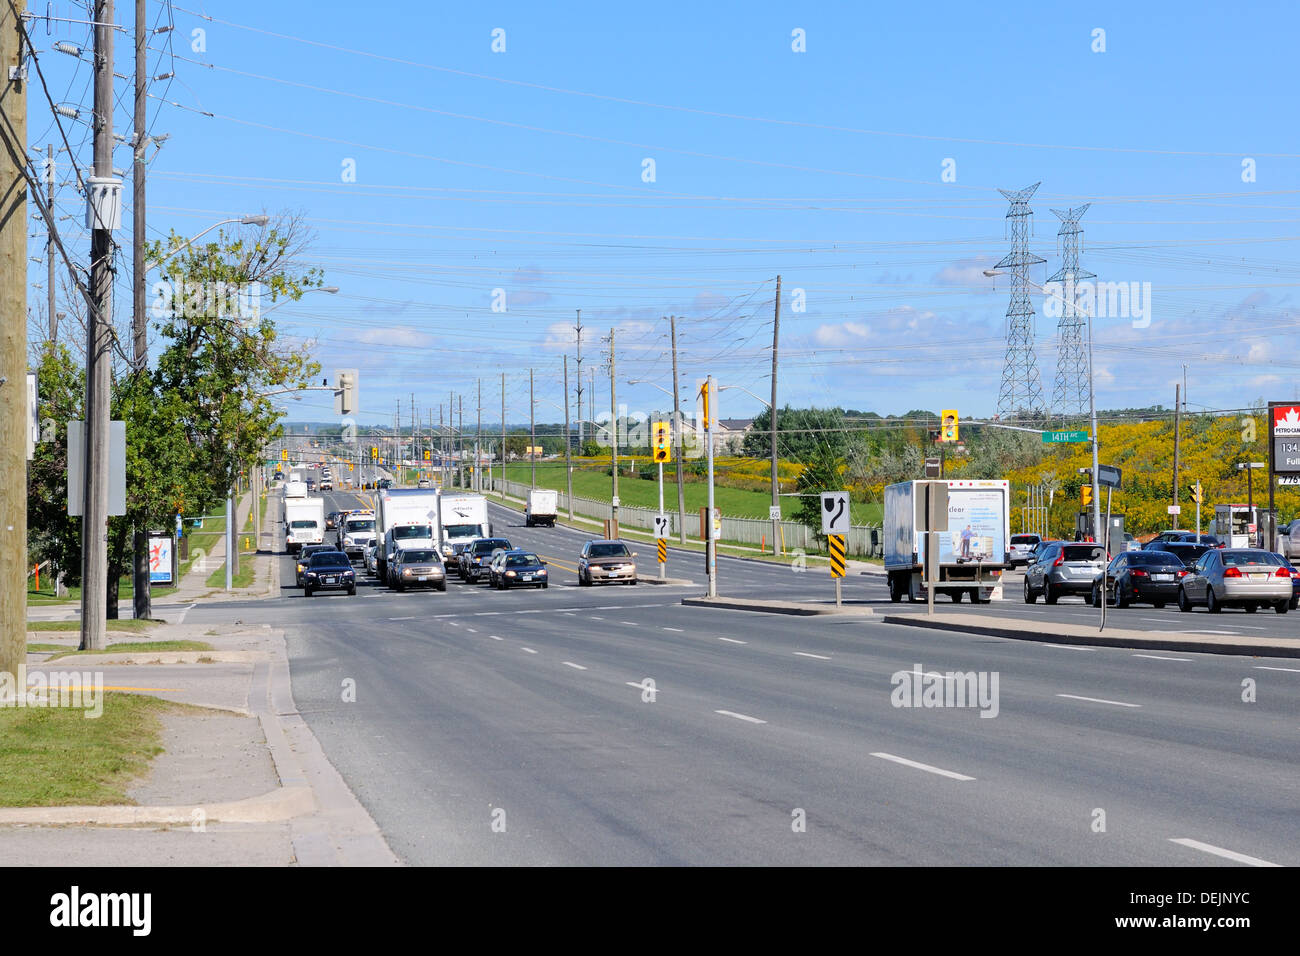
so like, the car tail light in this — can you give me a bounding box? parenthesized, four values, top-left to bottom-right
(1177, 569, 1189, 577)
(1223, 567, 1242, 578)
(1275, 567, 1291, 578)
(1130, 569, 1148, 578)
(1053, 553, 1063, 567)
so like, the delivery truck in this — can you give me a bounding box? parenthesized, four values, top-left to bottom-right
(525, 488, 558, 527)
(375, 489, 441, 583)
(439, 493, 491, 567)
(284, 496, 325, 554)
(884, 479, 1012, 603)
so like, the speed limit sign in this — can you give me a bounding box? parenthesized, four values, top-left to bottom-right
(820, 491, 850, 534)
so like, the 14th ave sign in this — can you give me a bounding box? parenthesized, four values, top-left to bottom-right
(1042, 429, 1089, 443)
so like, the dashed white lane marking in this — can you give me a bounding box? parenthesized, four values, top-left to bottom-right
(562, 661, 587, 670)
(448, 621, 460, 627)
(1190, 630, 1241, 635)
(620, 621, 640, 626)
(794, 652, 832, 661)
(1255, 665, 1300, 673)
(1133, 653, 1192, 662)
(589, 616, 605, 621)
(1168, 838, 1280, 867)
(521, 647, 538, 654)
(387, 616, 416, 621)
(489, 635, 503, 641)
(1042, 644, 1096, 652)
(715, 710, 766, 724)
(870, 752, 975, 781)
(1057, 694, 1141, 708)
(718, 637, 747, 645)
(466, 628, 477, 634)
(662, 627, 684, 632)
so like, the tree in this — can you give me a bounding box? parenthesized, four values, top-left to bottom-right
(793, 447, 845, 547)
(26, 344, 84, 589)
(742, 405, 863, 464)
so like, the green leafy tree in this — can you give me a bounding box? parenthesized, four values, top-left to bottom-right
(26, 344, 84, 588)
(794, 447, 845, 547)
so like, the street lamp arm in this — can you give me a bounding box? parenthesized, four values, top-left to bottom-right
(716, 384, 773, 409)
(147, 215, 269, 270)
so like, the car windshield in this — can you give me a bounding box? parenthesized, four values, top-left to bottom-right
(1223, 551, 1283, 567)
(290, 520, 317, 529)
(402, 550, 438, 563)
(1130, 553, 1182, 567)
(476, 540, 510, 553)
(1062, 545, 1104, 562)
(507, 553, 540, 567)
(1167, 544, 1210, 562)
(444, 524, 480, 538)
(394, 526, 430, 539)
(345, 519, 374, 532)
(310, 553, 350, 567)
(1011, 535, 1039, 545)
(588, 543, 630, 558)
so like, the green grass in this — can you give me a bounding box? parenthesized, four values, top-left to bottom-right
(24, 643, 67, 653)
(177, 513, 227, 581)
(26, 620, 159, 633)
(27, 579, 178, 606)
(0, 693, 182, 806)
(45, 640, 212, 661)
(503, 461, 882, 524)
(205, 556, 256, 589)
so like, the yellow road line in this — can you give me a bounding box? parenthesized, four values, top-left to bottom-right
(537, 554, 580, 573)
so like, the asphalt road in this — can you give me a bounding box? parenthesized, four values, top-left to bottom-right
(185, 490, 1300, 865)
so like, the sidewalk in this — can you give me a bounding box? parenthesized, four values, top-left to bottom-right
(3, 617, 399, 865)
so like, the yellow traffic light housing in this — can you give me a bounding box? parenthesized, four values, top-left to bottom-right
(939, 409, 959, 443)
(652, 420, 672, 463)
(1081, 484, 1093, 507)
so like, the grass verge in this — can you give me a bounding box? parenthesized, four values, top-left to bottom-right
(26, 620, 160, 633)
(45, 640, 213, 661)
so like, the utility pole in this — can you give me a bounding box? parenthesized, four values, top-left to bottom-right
(1172, 383, 1181, 520)
(476, 378, 482, 492)
(769, 276, 781, 555)
(705, 374, 717, 597)
(458, 394, 463, 489)
(574, 309, 583, 448)
(609, 328, 618, 533)
(45, 143, 55, 342)
(563, 355, 573, 519)
(131, 0, 149, 619)
(1, 0, 30, 686)
(81, 0, 116, 648)
(670, 315, 686, 545)
(529, 368, 536, 489)
(500, 372, 506, 498)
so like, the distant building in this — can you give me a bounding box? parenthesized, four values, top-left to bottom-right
(716, 418, 755, 454)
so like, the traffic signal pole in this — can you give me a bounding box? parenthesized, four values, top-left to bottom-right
(658, 460, 665, 580)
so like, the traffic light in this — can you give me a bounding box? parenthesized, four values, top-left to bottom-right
(371, 446, 378, 461)
(424, 450, 431, 461)
(281, 449, 289, 461)
(939, 409, 959, 443)
(1081, 484, 1093, 507)
(652, 420, 672, 463)
(699, 381, 711, 428)
(334, 369, 358, 415)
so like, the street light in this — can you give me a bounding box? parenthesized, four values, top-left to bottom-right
(148, 215, 269, 268)
(985, 268, 1102, 547)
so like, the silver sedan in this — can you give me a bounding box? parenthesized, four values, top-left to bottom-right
(1178, 548, 1292, 614)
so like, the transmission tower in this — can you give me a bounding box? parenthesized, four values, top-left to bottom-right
(994, 183, 1047, 420)
(1048, 203, 1094, 423)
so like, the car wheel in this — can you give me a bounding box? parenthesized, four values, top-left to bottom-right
(1153, 601, 1166, 609)
(1116, 586, 1129, 609)
(1245, 603, 1258, 614)
(951, 589, 964, 603)
(1290, 596, 1298, 611)
(580, 570, 590, 587)
(542, 581, 548, 589)
(1276, 600, 1289, 614)
(438, 583, 447, 592)
(1206, 587, 1221, 613)
(1177, 587, 1192, 612)
(629, 578, 638, 586)
(347, 585, 356, 596)
(1044, 581, 1058, 605)
(888, 575, 902, 603)
(1091, 585, 1101, 608)
(396, 581, 405, 592)
(1024, 578, 1037, 604)
(304, 587, 313, 597)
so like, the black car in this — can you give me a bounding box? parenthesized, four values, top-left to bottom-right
(1163, 532, 1223, 547)
(488, 550, 549, 590)
(377, 478, 393, 489)
(1092, 550, 1187, 608)
(1142, 540, 1211, 567)
(303, 551, 356, 597)
(457, 537, 512, 583)
(296, 544, 339, 586)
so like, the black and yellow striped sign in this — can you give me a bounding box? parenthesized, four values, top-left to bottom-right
(657, 538, 667, 563)
(828, 534, 846, 578)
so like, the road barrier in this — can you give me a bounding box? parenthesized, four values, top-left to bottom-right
(490, 478, 882, 557)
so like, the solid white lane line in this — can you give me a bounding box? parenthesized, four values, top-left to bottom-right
(794, 652, 832, 660)
(562, 661, 587, 670)
(1255, 665, 1300, 673)
(1169, 838, 1280, 867)
(1232, 625, 1268, 630)
(718, 637, 747, 645)
(1133, 653, 1192, 662)
(521, 647, 538, 654)
(715, 710, 766, 724)
(1138, 617, 1172, 623)
(870, 752, 975, 781)
(1191, 630, 1241, 635)
(1042, 644, 1096, 652)
(1057, 694, 1141, 708)
(387, 616, 416, 621)
(662, 627, 684, 632)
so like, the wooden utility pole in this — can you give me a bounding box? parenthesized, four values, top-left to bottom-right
(500, 372, 506, 497)
(475, 378, 481, 491)
(609, 328, 618, 530)
(574, 309, 583, 448)
(131, 0, 149, 619)
(45, 143, 55, 342)
(670, 316, 686, 544)
(529, 367, 535, 488)
(458, 394, 463, 488)
(81, 0, 115, 649)
(1, 0, 29, 686)
(563, 356, 573, 518)
(769, 276, 781, 554)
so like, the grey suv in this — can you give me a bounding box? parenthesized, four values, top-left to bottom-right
(1024, 542, 1107, 604)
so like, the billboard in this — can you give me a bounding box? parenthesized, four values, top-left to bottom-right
(148, 533, 175, 584)
(918, 487, 1007, 566)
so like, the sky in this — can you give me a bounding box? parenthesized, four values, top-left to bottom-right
(23, 0, 1300, 429)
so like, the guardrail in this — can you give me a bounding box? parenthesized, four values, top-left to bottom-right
(490, 478, 882, 557)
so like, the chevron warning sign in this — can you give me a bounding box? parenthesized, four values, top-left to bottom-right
(657, 538, 667, 564)
(828, 534, 846, 578)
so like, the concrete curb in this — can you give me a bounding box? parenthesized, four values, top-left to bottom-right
(641, 577, 695, 586)
(682, 596, 875, 617)
(0, 786, 315, 826)
(44, 650, 266, 665)
(882, 612, 1300, 659)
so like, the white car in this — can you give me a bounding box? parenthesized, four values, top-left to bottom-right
(1009, 533, 1041, 566)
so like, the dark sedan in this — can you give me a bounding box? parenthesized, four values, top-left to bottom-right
(303, 551, 356, 597)
(296, 544, 339, 587)
(1092, 550, 1187, 608)
(488, 550, 549, 590)
(457, 537, 512, 583)
(1142, 541, 1211, 567)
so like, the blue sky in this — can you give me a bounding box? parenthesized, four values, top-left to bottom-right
(26, 0, 1300, 427)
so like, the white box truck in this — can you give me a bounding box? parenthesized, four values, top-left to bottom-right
(439, 493, 491, 567)
(284, 479, 308, 500)
(375, 489, 441, 583)
(884, 479, 1011, 604)
(525, 488, 558, 527)
(284, 496, 325, 554)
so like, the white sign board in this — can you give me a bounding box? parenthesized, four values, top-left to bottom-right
(653, 514, 670, 538)
(712, 507, 722, 540)
(26, 372, 37, 461)
(820, 491, 850, 535)
(611, 495, 620, 508)
(768, 506, 782, 521)
(148, 534, 174, 584)
(1168, 505, 1182, 515)
(67, 420, 127, 516)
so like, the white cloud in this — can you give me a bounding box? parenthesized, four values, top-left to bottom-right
(355, 326, 433, 348)
(934, 257, 998, 287)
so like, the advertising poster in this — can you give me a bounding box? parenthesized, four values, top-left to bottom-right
(149, 533, 175, 584)
(918, 488, 1007, 566)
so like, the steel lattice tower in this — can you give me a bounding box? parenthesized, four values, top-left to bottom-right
(1048, 203, 1094, 423)
(995, 183, 1047, 420)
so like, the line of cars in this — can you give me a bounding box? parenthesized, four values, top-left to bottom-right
(1017, 531, 1298, 614)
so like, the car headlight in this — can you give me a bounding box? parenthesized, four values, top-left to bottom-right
(297, 563, 306, 572)
(402, 569, 412, 576)
(538, 569, 547, 575)
(506, 570, 516, 577)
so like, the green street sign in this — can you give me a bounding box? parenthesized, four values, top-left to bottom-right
(1042, 430, 1089, 444)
